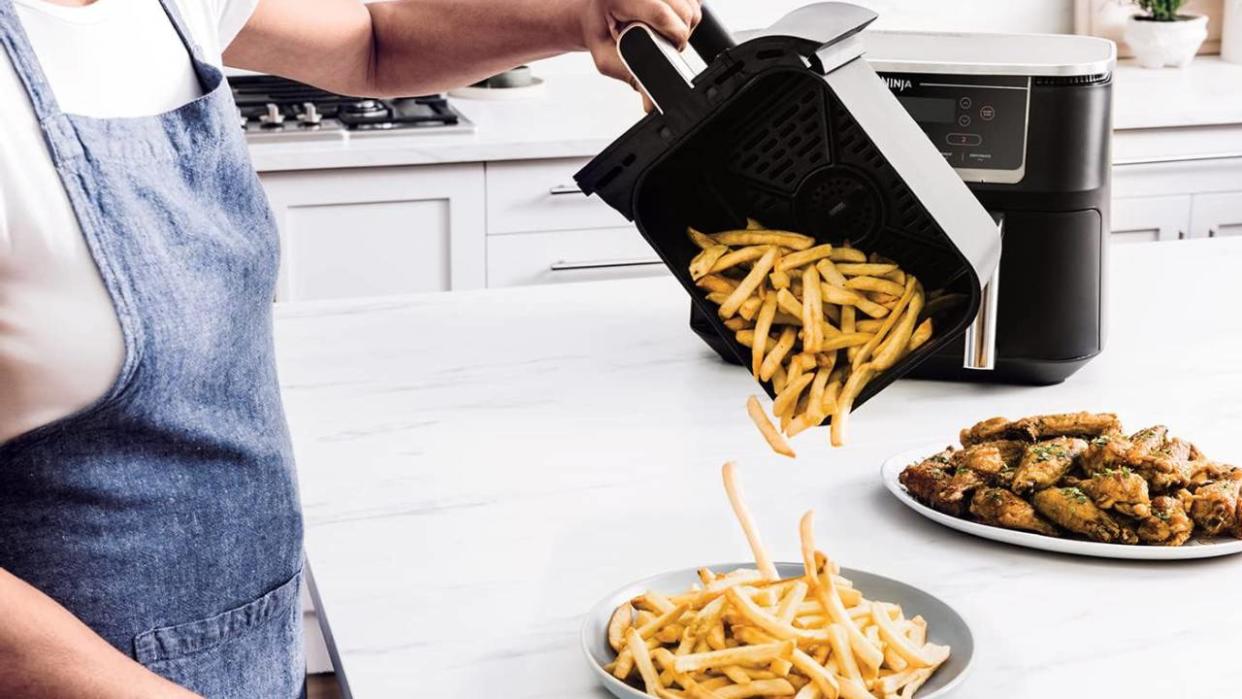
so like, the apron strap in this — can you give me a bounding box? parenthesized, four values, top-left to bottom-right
(0, 0, 64, 121)
(153, 0, 219, 89)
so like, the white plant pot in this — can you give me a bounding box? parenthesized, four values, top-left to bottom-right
(1124, 14, 1209, 69)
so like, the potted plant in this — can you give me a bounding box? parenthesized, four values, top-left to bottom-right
(1124, 0, 1210, 68)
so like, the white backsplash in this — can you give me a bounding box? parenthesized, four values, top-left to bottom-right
(533, 0, 1076, 76)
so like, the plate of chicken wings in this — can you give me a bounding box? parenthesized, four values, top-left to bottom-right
(882, 412, 1242, 560)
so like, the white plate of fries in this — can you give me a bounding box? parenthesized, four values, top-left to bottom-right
(686, 222, 941, 454)
(582, 464, 973, 699)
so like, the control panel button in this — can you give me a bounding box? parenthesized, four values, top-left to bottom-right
(980, 105, 996, 121)
(959, 97, 972, 110)
(946, 133, 983, 146)
(958, 115, 972, 128)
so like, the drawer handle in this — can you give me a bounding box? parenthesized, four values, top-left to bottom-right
(549, 258, 664, 272)
(548, 184, 584, 196)
(1114, 152, 1242, 167)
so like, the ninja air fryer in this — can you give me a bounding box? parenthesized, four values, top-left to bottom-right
(575, 2, 1002, 413)
(867, 31, 1117, 384)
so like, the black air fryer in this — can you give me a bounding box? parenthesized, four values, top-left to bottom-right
(575, 3, 1003, 414)
(866, 30, 1117, 384)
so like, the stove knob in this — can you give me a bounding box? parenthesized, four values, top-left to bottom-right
(259, 103, 286, 127)
(298, 102, 323, 126)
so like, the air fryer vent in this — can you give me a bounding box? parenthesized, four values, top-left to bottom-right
(726, 79, 827, 194)
(1033, 73, 1111, 87)
(794, 169, 881, 241)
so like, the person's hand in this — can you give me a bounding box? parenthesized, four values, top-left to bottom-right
(578, 0, 702, 91)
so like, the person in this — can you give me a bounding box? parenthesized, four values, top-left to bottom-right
(0, 0, 701, 696)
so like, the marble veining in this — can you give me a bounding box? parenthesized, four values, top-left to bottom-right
(275, 238, 1242, 698)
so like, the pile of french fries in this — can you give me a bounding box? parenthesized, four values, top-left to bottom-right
(603, 463, 950, 699)
(688, 222, 932, 454)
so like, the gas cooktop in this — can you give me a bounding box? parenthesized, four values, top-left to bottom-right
(230, 75, 475, 142)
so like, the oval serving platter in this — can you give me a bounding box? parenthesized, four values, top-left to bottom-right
(583, 561, 974, 699)
(882, 444, 1242, 561)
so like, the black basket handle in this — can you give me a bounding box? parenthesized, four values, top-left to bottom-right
(617, 3, 736, 114)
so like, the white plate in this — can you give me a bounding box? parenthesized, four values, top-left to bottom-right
(583, 562, 973, 699)
(882, 444, 1242, 561)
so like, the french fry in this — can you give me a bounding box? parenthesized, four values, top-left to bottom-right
(801, 266, 823, 352)
(752, 294, 778, 378)
(908, 318, 933, 352)
(689, 227, 718, 250)
(868, 290, 924, 371)
(697, 274, 738, 295)
(722, 462, 779, 581)
(851, 278, 916, 369)
(629, 627, 663, 694)
(772, 373, 814, 419)
(828, 248, 867, 263)
(714, 231, 816, 251)
(821, 285, 889, 319)
(844, 276, 905, 297)
(759, 327, 797, 383)
(712, 245, 773, 275)
(778, 244, 835, 272)
(746, 396, 795, 459)
(610, 604, 634, 652)
(715, 679, 796, 699)
(720, 247, 778, 319)
(692, 245, 732, 280)
(835, 263, 898, 277)
(830, 365, 875, 448)
(673, 641, 795, 674)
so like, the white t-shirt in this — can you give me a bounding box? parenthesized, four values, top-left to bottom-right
(0, 0, 258, 444)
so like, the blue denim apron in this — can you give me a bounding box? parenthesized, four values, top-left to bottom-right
(0, 2, 304, 697)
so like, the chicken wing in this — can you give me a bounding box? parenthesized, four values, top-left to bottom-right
(1022, 412, 1122, 441)
(1078, 468, 1151, 518)
(1131, 437, 1195, 492)
(900, 450, 967, 516)
(1188, 471, 1242, 537)
(960, 412, 1120, 446)
(952, 440, 1027, 486)
(1179, 461, 1238, 488)
(1032, 487, 1139, 544)
(960, 417, 1025, 446)
(1136, 496, 1195, 546)
(970, 487, 1060, 536)
(1011, 437, 1088, 495)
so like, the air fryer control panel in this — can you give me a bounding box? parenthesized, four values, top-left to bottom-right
(877, 72, 1031, 184)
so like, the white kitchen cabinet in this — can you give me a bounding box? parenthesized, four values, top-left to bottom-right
(1111, 194, 1192, 243)
(259, 164, 485, 302)
(485, 157, 627, 235)
(1190, 191, 1242, 238)
(486, 226, 666, 287)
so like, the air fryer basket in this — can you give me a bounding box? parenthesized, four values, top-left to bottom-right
(577, 12, 988, 415)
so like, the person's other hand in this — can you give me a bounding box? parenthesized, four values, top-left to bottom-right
(579, 0, 702, 101)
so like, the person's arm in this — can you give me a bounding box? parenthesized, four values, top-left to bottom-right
(0, 568, 200, 699)
(223, 0, 701, 97)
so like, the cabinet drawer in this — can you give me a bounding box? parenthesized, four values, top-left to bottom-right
(487, 228, 668, 288)
(1190, 191, 1242, 238)
(486, 158, 628, 235)
(1111, 195, 1190, 243)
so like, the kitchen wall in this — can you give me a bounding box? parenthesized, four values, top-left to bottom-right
(533, 0, 1076, 75)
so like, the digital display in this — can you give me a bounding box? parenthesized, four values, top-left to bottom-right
(897, 96, 957, 125)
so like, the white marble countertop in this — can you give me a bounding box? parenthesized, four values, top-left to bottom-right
(1113, 57, 1242, 131)
(276, 237, 1242, 698)
(248, 56, 1242, 173)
